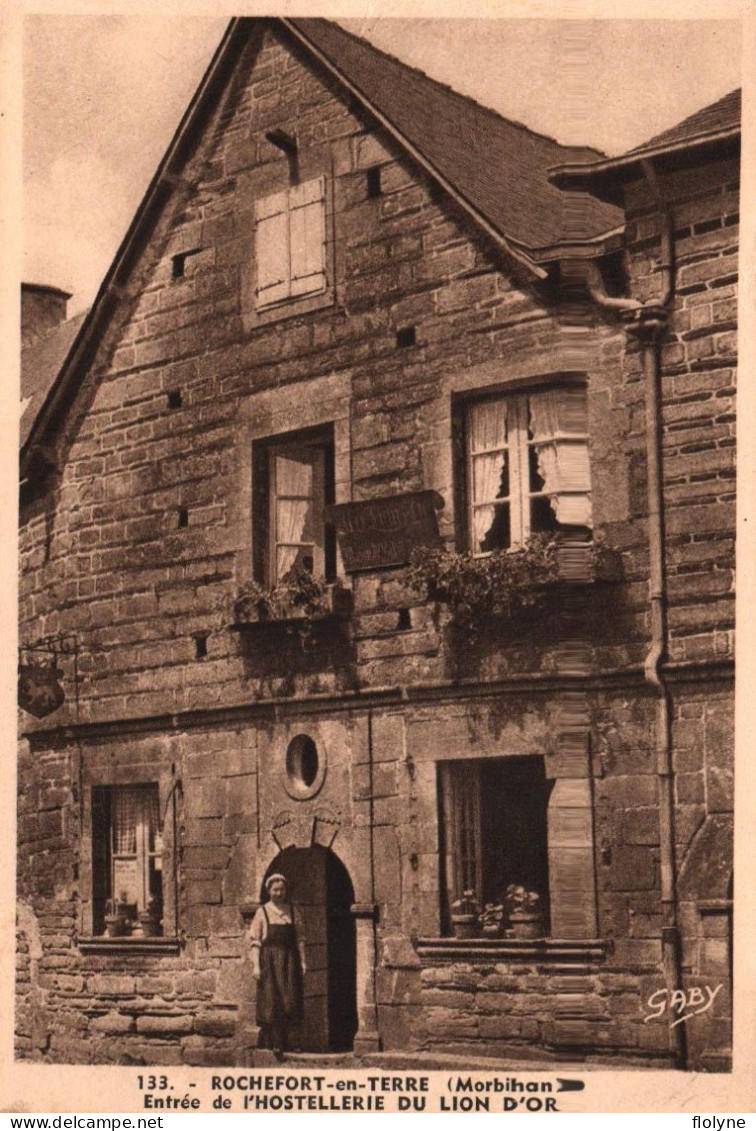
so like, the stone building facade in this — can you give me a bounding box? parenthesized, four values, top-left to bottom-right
(18, 19, 737, 1070)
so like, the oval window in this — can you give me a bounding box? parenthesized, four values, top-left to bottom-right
(284, 734, 325, 799)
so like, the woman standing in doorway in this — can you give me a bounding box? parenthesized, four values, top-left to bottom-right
(249, 873, 306, 1058)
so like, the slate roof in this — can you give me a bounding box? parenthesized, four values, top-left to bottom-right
(21, 311, 87, 452)
(288, 19, 622, 253)
(550, 88, 741, 192)
(624, 88, 741, 159)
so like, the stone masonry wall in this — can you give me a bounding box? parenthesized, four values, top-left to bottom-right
(620, 156, 737, 666)
(18, 22, 735, 1068)
(19, 23, 620, 726)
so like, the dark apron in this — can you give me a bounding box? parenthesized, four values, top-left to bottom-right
(256, 907, 303, 1027)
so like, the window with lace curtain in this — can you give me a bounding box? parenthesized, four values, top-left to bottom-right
(91, 783, 163, 936)
(465, 386, 591, 553)
(438, 757, 552, 936)
(252, 426, 336, 585)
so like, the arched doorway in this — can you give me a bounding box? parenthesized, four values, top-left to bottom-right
(262, 846, 357, 1053)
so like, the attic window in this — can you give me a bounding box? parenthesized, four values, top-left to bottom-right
(255, 176, 327, 309)
(367, 166, 382, 199)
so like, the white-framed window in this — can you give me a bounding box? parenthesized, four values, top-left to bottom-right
(254, 176, 327, 309)
(91, 783, 164, 936)
(438, 757, 552, 935)
(466, 386, 591, 554)
(252, 427, 336, 585)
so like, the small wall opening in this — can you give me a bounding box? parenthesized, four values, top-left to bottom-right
(397, 608, 412, 631)
(396, 326, 416, 349)
(172, 249, 201, 279)
(366, 166, 382, 198)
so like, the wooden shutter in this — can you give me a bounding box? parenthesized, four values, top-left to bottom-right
(255, 189, 290, 306)
(547, 778, 598, 937)
(289, 177, 326, 297)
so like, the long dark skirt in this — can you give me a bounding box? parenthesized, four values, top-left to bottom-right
(257, 922, 303, 1049)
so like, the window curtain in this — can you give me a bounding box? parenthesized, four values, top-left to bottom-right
(469, 400, 508, 548)
(440, 762, 482, 906)
(113, 789, 138, 854)
(112, 786, 159, 854)
(275, 452, 313, 578)
(529, 390, 591, 528)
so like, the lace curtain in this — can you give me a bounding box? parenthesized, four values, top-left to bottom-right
(469, 400, 508, 548)
(274, 451, 313, 578)
(113, 787, 159, 854)
(529, 390, 591, 528)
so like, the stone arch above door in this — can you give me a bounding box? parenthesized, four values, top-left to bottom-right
(271, 805, 342, 851)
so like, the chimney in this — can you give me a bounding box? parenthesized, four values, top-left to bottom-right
(21, 283, 72, 346)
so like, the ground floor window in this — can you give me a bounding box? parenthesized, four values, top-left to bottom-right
(91, 783, 164, 936)
(438, 756, 552, 935)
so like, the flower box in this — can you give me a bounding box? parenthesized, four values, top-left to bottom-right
(232, 581, 353, 629)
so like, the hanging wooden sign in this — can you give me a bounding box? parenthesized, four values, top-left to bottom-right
(326, 490, 444, 572)
(18, 663, 65, 719)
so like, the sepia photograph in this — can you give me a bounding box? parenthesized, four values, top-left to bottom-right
(8, 4, 755, 1111)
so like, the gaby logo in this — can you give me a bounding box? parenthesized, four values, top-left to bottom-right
(644, 984, 723, 1028)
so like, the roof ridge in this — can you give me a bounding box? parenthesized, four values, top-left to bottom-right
(299, 18, 604, 161)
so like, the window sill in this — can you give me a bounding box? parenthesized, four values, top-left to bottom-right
(78, 936, 181, 956)
(697, 899, 733, 916)
(414, 937, 610, 964)
(242, 287, 335, 332)
(256, 282, 329, 316)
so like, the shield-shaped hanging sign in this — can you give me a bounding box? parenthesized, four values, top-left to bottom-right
(18, 663, 65, 718)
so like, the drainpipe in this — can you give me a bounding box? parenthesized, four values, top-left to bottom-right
(584, 203, 686, 1069)
(365, 709, 381, 1046)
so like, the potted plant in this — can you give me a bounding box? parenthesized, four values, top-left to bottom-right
(135, 898, 161, 938)
(450, 890, 481, 939)
(505, 885, 544, 939)
(479, 901, 505, 937)
(103, 893, 131, 938)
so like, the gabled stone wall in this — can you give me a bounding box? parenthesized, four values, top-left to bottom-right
(17, 22, 735, 1068)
